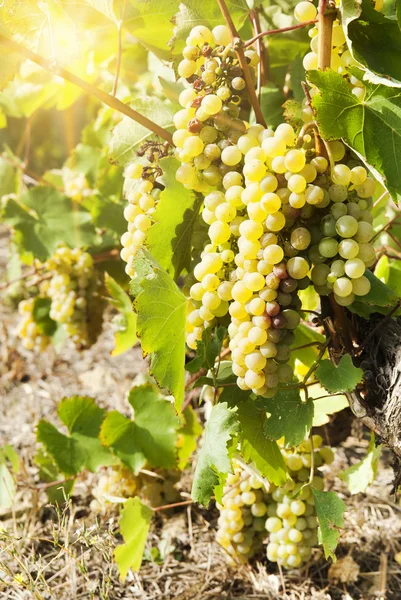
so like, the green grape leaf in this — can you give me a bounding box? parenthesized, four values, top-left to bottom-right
(100, 384, 180, 472)
(191, 402, 239, 506)
(1, 445, 20, 473)
(32, 297, 57, 337)
(36, 396, 115, 476)
(0, 155, 18, 196)
(311, 389, 349, 427)
(341, 0, 401, 84)
(261, 388, 314, 447)
(0, 458, 15, 509)
(0, 22, 20, 89)
(257, 83, 286, 128)
(34, 449, 75, 504)
(120, 0, 177, 59)
(114, 497, 153, 580)
(3, 187, 98, 262)
(374, 255, 401, 297)
(290, 323, 325, 369)
(173, 0, 249, 53)
(237, 402, 287, 485)
(185, 326, 226, 374)
(315, 354, 363, 394)
(146, 156, 203, 279)
(177, 405, 203, 471)
(339, 433, 382, 494)
(105, 274, 137, 356)
(131, 251, 187, 410)
(349, 270, 400, 318)
(109, 97, 175, 166)
(312, 489, 346, 560)
(309, 69, 401, 204)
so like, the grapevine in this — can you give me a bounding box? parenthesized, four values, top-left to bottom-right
(1, 0, 401, 595)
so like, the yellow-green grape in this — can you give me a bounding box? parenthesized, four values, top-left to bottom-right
(294, 1, 317, 23)
(17, 298, 50, 351)
(45, 246, 99, 347)
(121, 167, 163, 279)
(216, 460, 271, 565)
(264, 438, 334, 569)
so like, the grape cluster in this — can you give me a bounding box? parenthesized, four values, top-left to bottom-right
(216, 437, 335, 569)
(44, 246, 98, 347)
(17, 298, 50, 351)
(90, 465, 180, 513)
(120, 162, 162, 278)
(63, 168, 92, 202)
(175, 24, 259, 194)
(183, 117, 376, 393)
(216, 460, 272, 565)
(265, 436, 334, 569)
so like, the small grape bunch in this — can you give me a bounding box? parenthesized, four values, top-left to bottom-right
(120, 161, 162, 279)
(216, 459, 272, 565)
(265, 436, 334, 569)
(16, 297, 50, 351)
(174, 24, 260, 194)
(45, 246, 100, 347)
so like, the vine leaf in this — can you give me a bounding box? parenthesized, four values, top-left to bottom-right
(341, 0, 401, 84)
(291, 323, 325, 369)
(3, 187, 98, 262)
(310, 386, 349, 427)
(36, 397, 116, 476)
(315, 354, 363, 394)
(109, 97, 175, 166)
(177, 406, 203, 471)
(114, 497, 153, 580)
(185, 326, 226, 374)
(312, 489, 346, 560)
(339, 434, 382, 494)
(191, 403, 239, 506)
(237, 403, 287, 485)
(34, 449, 75, 504)
(309, 69, 401, 204)
(146, 156, 203, 279)
(105, 274, 137, 356)
(0, 445, 19, 509)
(261, 388, 314, 447)
(130, 250, 187, 410)
(100, 384, 180, 472)
(349, 270, 400, 318)
(32, 297, 57, 337)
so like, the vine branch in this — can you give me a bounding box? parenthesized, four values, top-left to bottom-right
(317, 0, 336, 71)
(0, 34, 173, 144)
(216, 0, 266, 127)
(244, 19, 318, 47)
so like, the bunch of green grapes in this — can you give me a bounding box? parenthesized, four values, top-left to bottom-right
(90, 465, 180, 513)
(174, 24, 259, 194)
(120, 162, 162, 278)
(265, 435, 334, 569)
(216, 459, 272, 565)
(62, 168, 92, 202)
(16, 298, 50, 351)
(44, 246, 100, 347)
(305, 151, 376, 306)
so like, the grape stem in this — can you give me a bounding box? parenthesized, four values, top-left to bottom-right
(153, 499, 193, 512)
(111, 0, 127, 97)
(0, 34, 173, 144)
(317, 0, 336, 71)
(244, 19, 318, 48)
(249, 9, 269, 99)
(216, 0, 267, 127)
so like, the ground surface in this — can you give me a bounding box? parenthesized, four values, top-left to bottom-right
(1, 235, 401, 600)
